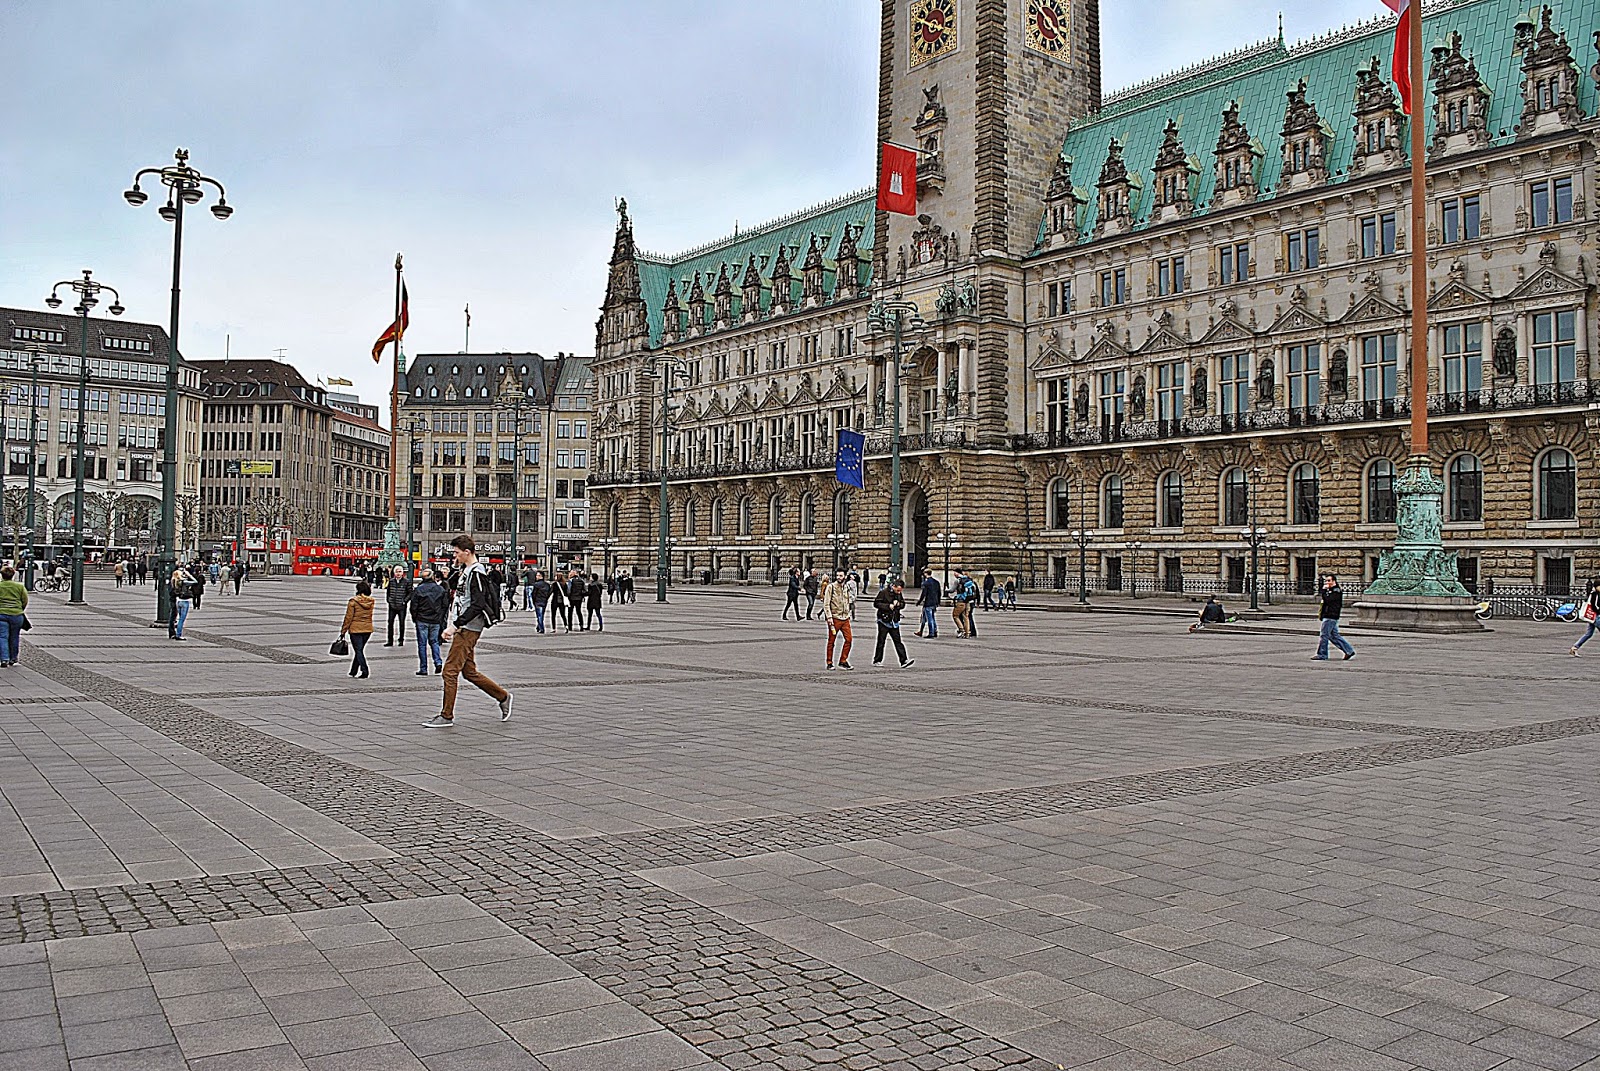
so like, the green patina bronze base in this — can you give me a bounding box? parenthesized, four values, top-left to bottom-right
(1353, 457, 1483, 632)
(375, 519, 406, 571)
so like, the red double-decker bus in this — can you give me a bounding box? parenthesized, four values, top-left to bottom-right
(292, 539, 386, 576)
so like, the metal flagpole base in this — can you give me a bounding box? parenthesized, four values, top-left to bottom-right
(376, 519, 405, 570)
(1352, 456, 1483, 633)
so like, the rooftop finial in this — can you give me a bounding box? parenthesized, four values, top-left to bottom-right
(1278, 11, 1284, 45)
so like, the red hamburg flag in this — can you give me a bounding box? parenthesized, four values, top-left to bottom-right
(877, 143, 917, 216)
(1380, 0, 1413, 114)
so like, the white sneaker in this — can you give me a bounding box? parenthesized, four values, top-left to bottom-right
(499, 694, 514, 722)
(422, 715, 454, 729)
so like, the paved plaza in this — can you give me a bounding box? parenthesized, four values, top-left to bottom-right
(1, 577, 1597, 1070)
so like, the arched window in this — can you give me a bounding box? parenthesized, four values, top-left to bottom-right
(1102, 474, 1125, 528)
(832, 490, 851, 534)
(1291, 463, 1320, 525)
(800, 493, 816, 536)
(1159, 471, 1184, 528)
(710, 498, 724, 537)
(768, 494, 784, 534)
(685, 500, 698, 538)
(1539, 448, 1576, 520)
(1048, 478, 1072, 529)
(607, 502, 620, 537)
(1447, 454, 1482, 523)
(1367, 459, 1396, 523)
(738, 496, 753, 536)
(1221, 467, 1249, 527)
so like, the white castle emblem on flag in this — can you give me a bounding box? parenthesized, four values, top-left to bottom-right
(889, 174, 903, 195)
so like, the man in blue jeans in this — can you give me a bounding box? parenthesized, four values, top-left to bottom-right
(1314, 574, 1355, 660)
(916, 569, 941, 637)
(409, 568, 449, 675)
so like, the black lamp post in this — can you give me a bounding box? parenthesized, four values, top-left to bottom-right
(1127, 540, 1142, 599)
(865, 294, 926, 583)
(652, 356, 686, 603)
(22, 345, 51, 590)
(497, 388, 536, 578)
(405, 416, 428, 576)
(1243, 465, 1265, 611)
(123, 148, 232, 624)
(45, 270, 125, 604)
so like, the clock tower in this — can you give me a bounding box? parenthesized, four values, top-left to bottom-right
(877, 0, 1102, 263)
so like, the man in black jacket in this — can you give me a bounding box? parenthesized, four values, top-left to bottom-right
(1314, 575, 1355, 661)
(783, 568, 802, 620)
(409, 568, 448, 675)
(568, 572, 589, 631)
(384, 566, 414, 646)
(803, 570, 821, 619)
(530, 571, 552, 633)
(871, 579, 915, 669)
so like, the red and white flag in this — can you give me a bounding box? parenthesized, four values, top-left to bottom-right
(1380, 0, 1413, 114)
(877, 142, 917, 216)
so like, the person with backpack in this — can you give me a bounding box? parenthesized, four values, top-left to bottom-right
(424, 535, 512, 728)
(822, 568, 854, 670)
(170, 565, 195, 640)
(568, 571, 589, 630)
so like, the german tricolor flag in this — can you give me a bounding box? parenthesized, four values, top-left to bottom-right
(372, 281, 409, 363)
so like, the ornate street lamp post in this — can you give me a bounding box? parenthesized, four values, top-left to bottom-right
(123, 148, 232, 624)
(1242, 465, 1266, 611)
(45, 270, 125, 604)
(405, 416, 428, 576)
(652, 355, 687, 603)
(1126, 540, 1142, 599)
(22, 345, 53, 590)
(496, 387, 536, 577)
(865, 294, 925, 583)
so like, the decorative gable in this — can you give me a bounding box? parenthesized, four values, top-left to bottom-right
(1096, 139, 1135, 238)
(833, 223, 865, 301)
(1151, 120, 1198, 223)
(1278, 79, 1329, 191)
(1503, 242, 1591, 305)
(1137, 310, 1192, 354)
(661, 278, 684, 344)
(1043, 153, 1085, 246)
(1516, 6, 1585, 138)
(1082, 318, 1130, 362)
(1338, 274, 1408, 325)
(1212, 101, 1261, 208)
(1427, 261, 1492, 312)
(1350, 56, 1406, 176)
(740, 255, 764, 325)
(686, 272, 708, 338)
(1429, 31, 1492, 156)
(712, 264, 734, 330)
(769, 245, 794, 317)
(801, 234, 828, 308)
(1266, 286, 1329, 334)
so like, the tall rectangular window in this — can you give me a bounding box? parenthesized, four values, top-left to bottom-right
(1098, 269, 1127, 306)
(1360, 211, 1397, 257)
(1045, 379, 1070, 437)
(1286, 344, 1321, 408)
(1156, 256, 1186, 296)
(1360, 332, 1400, 400)
(1156, 361, 1185, 420)
(1440, 195, 1481, 244)
(1529, 177, 1574, 227)
(1284, 228, 1320, 272)
(1532, 310, 1577, 385)
(1219, 354, 1250, 415)
(1218, 242, 1251, 284)
(1441, 323, 1482, 395)
(1098, 371, 1125, 425)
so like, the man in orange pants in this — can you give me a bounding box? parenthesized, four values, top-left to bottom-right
(822, 568, 855, 670)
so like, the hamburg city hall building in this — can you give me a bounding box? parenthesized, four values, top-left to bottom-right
(589, 0, 1599, 599)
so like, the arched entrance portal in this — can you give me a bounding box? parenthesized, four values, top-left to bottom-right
(902, 487, 930, 578)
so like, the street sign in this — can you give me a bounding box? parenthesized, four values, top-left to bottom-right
(241, 460, 274, 476)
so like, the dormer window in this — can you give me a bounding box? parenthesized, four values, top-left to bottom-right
(476, 364, 484, 374)
(451, 365, 459, 374)
(1222, 158, 1244, 189)
(1212, 101, 1260, 206)
(1361, 118, 1387, 153)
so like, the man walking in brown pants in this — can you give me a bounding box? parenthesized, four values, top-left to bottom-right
(423, 535, 513, 728)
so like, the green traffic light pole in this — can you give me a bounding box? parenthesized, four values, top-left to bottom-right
(45, 270, 125, 604)
(123, 148, 232, 625)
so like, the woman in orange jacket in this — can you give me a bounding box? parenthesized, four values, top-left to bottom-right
(341, 581, 376, 678)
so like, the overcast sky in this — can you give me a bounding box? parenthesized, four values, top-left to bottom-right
(2, 0, 1381, 415)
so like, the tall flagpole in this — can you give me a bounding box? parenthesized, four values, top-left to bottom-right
(1407, 2, 1427, 458)
(390, 253, 402, 521)
(1355, 0, 1479, 630)
(464, 304, 470, 354)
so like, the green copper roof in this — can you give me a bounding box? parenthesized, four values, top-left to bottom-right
(1043, 0, 1599, 245)
(636, 189, 875, 347)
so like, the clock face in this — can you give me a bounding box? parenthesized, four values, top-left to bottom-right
(908, 0, 957, 68)
(1025, 0, 1070, 56)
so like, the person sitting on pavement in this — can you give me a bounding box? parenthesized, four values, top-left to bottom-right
(1189, 595, 1231, 632)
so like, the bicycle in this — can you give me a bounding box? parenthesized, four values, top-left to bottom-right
(1473, 600, 1493, 621)
(1532, 598, 1580, 623)
(36, 575, 66, 593)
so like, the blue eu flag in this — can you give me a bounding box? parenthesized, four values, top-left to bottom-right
(835, 428, 865, 488)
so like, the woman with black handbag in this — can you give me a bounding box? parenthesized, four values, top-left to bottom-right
(340, 581, 376, 678)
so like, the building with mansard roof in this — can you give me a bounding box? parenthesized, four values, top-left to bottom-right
(591, 0, 1599, 598)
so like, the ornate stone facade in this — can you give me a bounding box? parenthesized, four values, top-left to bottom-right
(591, 0, 1600, 597)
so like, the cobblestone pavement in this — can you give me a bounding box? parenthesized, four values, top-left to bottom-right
(2, 578, 1598, 1070)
